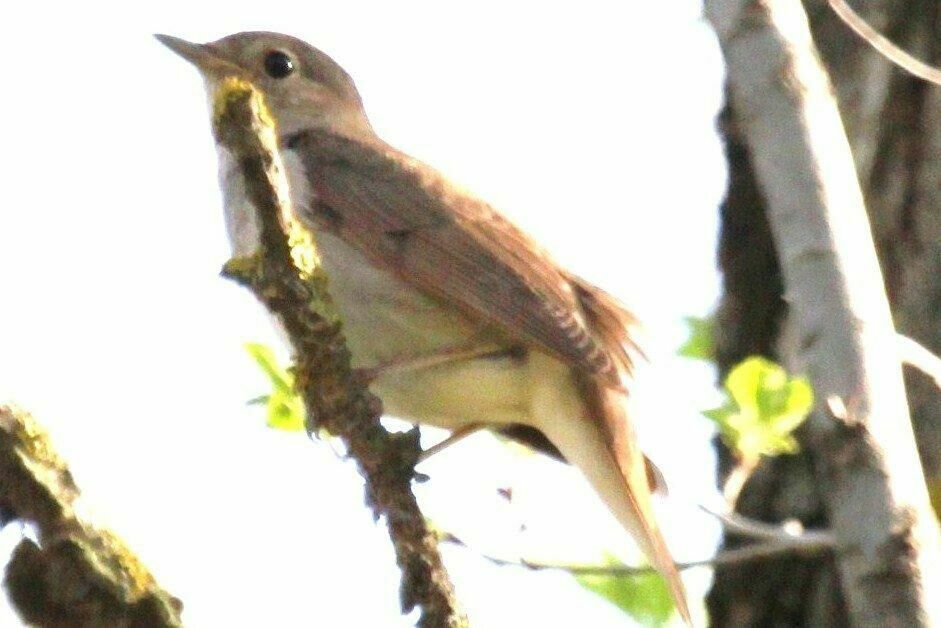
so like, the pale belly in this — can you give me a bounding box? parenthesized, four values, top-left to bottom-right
(217, 145, 585, 431)
(315, 230, 577, 431)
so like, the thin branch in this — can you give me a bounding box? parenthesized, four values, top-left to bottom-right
(212, 78, 466, 627)
(828, 0, 941, 86)
(698, 503, 837, 547)
(442, 530, 833, 577)
(0, 405, 182, 627)
(721, 457, 758, 506)
(897, 333, 941, 392)
(440, 501, 838, 576)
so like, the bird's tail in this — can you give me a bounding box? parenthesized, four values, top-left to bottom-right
(555, 276, 691, 624)
(539, 382, 691, 625)
(595, 383, 691, 625)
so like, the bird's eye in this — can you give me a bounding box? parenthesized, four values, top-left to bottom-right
(263, 50, 295, 78)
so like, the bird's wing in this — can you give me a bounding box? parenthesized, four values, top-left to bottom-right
(287, 129, 634, 386)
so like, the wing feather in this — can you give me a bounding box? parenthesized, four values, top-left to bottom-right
(288, 129, 625, 386)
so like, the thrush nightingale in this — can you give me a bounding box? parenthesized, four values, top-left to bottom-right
(157, 31, 690, 622)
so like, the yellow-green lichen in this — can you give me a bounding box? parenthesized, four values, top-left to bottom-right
(89, 527, 158, 599)
(212, 76, 276, 129)
(6, 407, 67, 475)
(221, 254, 262, 282)
(286, 215, 322, 280)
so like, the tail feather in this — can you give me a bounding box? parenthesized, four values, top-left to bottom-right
(536, 378, 690, 624)
(590, 382, 691, 625)
(563, 276, 691, 624)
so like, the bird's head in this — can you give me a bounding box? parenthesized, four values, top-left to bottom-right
(156, 31, 371, 138)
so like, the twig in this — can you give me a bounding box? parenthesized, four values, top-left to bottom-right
(440, 502, 838, 576)
(442, 530, 833, 577)
(721, 457, 758, 507)
(212, 78, 466, 627)
(0, 405, 182, 627)
(897, 333, 941, 392)
(828, 0, 941, 86)
(698, 503, 837, 547)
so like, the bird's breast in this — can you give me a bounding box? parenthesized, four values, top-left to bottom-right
(215, 143, 485, 367)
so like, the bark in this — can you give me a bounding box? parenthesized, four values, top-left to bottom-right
(0, 405, 182, 628)
(705, 0, 941, 625)
(807, 0, 941, 482)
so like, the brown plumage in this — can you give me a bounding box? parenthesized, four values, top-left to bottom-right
(291, 128, 689, 622)
(158, 30, 692, 625)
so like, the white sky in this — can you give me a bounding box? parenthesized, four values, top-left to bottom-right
(0, 2, 727, 626)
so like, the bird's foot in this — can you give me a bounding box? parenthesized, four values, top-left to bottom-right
(418, 423, 486, 463)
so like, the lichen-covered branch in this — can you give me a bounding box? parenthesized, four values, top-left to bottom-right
(706, 0, 941, 625)
(0, 405, 182, 627)
(213, 77, 466, 628)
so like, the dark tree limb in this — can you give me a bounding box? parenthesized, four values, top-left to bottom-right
(705, 0, 941, 626)
(212, 77, 466, 628)
(0, 405, 182, 627)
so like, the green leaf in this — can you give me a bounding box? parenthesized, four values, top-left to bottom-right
(265, 388, 306, 431)
(706, 356, 814, 459)
(575, 554, 674, 626)
(678, 316, 714, 361)
(245, 343, 293, 393)
(244, 343, 306, 431)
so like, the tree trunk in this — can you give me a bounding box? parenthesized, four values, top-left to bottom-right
(707, 0, 941, 625)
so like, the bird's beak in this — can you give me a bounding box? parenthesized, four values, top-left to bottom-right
(155, 34, 236, 77)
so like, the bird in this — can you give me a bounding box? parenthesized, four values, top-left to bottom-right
(157, 31, 690, 623)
